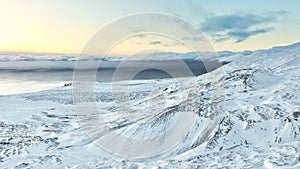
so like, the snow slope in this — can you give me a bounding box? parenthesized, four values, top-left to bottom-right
(0, 43, 300, 168)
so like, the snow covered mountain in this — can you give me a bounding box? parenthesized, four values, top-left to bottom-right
(0, 43, 299, 168)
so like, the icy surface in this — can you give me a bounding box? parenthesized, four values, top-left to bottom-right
(0, 43, 300, 168)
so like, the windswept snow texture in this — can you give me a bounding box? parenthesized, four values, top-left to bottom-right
(0, 43, 300, 168)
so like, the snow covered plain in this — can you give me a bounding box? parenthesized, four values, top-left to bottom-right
(0, 43, 300, 168)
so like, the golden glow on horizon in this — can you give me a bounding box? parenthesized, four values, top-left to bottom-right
(0, 1, 93, 55)
(0, 20, 299, 55)
(0, 1, 299, 55)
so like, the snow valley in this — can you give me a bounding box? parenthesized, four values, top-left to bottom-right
(0, 42, 300, 168)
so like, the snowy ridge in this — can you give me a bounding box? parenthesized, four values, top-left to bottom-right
(0, 43, 300, 168)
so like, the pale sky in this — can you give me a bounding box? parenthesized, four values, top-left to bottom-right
(0, 0, 299, 55)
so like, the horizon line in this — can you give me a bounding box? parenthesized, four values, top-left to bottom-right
(0, 41, 299, 56)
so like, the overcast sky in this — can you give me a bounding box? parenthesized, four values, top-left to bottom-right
(1, 0, 299, 54)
